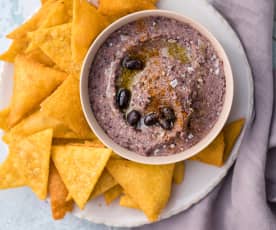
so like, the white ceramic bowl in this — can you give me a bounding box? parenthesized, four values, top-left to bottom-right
(80, 10, 233, 165)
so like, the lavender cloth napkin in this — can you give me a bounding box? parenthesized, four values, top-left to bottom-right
(136, 0, 276, 229)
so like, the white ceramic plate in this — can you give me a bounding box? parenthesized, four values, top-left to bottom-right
(0, 0, 253, 227)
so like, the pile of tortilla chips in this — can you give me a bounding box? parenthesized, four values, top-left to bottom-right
(0, 0, 245, 223)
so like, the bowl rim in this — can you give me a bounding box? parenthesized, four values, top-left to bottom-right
(80, 9, 234, 165)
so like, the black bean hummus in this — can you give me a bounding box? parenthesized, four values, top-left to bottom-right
(89, 16, 226, 156)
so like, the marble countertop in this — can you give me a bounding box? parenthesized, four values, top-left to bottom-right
(0, 0, 275, 229)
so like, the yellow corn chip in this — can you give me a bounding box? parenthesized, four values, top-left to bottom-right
(0, 129, 53, 199)
(40, 0, 70, 28)
(25, 48, 55, 67)
(84, 139, 105, 148)
(107, 159, 174, 221)
(190, 132, 225, 167)
(223, 119, 245, 161)
(173, 161, 185, 184)
(41, 75, 94, 138)
(3, 110, 79, 144)
(98, 0, 156, 16)
(49, 161, 73, 220)
(0, 150, 25, 189)
(104, 185, 122, 205)
(52, 145, 112, 209)
(119, 195, 140, 209)
(0, 38, 29, 63)
(28, 23, 80, 73)
(7, 0, 59, 39)
(67, 168, 117, 201)
(41, 0, 50, 4)
(0, 107, 10, 131)
(72, 0, 110, 63)
(8, 55, 67, 127)
(90, 169, 117, 199)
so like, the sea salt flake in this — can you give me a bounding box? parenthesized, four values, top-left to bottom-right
(170, 79, 178, 88)
(120, 35, 128, 41)
(153, 149, 160, 155)
(170, 144, 176, 149)
(187, 133, 194, 139)
(187, 67, 194, 74)
(215, 68, 220, 75)
(168, 38, 177, 43)
(161, 47, 169, 57)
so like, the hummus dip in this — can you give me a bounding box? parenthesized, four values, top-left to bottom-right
(89, 16, 226, 156)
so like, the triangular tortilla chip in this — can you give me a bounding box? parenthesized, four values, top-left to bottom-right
(8, 55, 67, 127)
(0, 150, 25, 189)
(25, 48, 55, 67)
(173, 161, 185, 184)
(49, 161, 73, 219)
(98, 0, 156, 16)
(3, 110, 80, 144)
(90, 169, 117, 199)
(190, 132, 225, 167)
(28, 23, 80, 73)
(0, 38, 29, 63)
(0, 129, 53, 199)
(119, 195, 140, 209)
(223, 119, 245, 161)
(104, 185, 122, 205)
(66, 168, 116, 201)
(52, 145, 112, 209)
(72, 0, 110, 63)
(107, 159, 174, 221)
(0, 107, 10, 131)
(14, 129, 53, 199)
(7, 0, 58, 39)
(40, 0, 70, 28)
(41, 74, 93, 138)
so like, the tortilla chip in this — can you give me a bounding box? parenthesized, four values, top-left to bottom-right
(223, 119, 245, 162)
(0, 38, 29, 63)
(41, 74, 94, 138)
(84, 140, 105, 148)
(25, 48, 55, 67)
(72, 0, 110, 63)
(119, 195, 140, 209)
(3, 110, 79, 144)
(8, 55, 67, 127)
(173, 161, 185, 184)
(48, 161, 73, 220)
(107, 159, 174, 221)
(190, 132, 225, 167)
(0, 129, 53, 199)
(52, 145, 112, 209)
(90, 169, 117, 199)
(28, 23, 80, 73)
(7, 0, 59, 39)
(0, 107, 10, 131)
(104, 185, 122, 205)
(40, 0, 70, 28)
(0, 150, 25, 189)
(98, 0, 156, 16)
(41, 0, 50, 4)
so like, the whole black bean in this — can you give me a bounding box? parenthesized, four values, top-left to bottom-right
(127, 110, 141, 127)
(144, 112, 159, 126)
(160, 107, 176, 122)
(159, 118, 174, 130)
(122, 56, 144, 70)
(116, 88, 131, 110)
